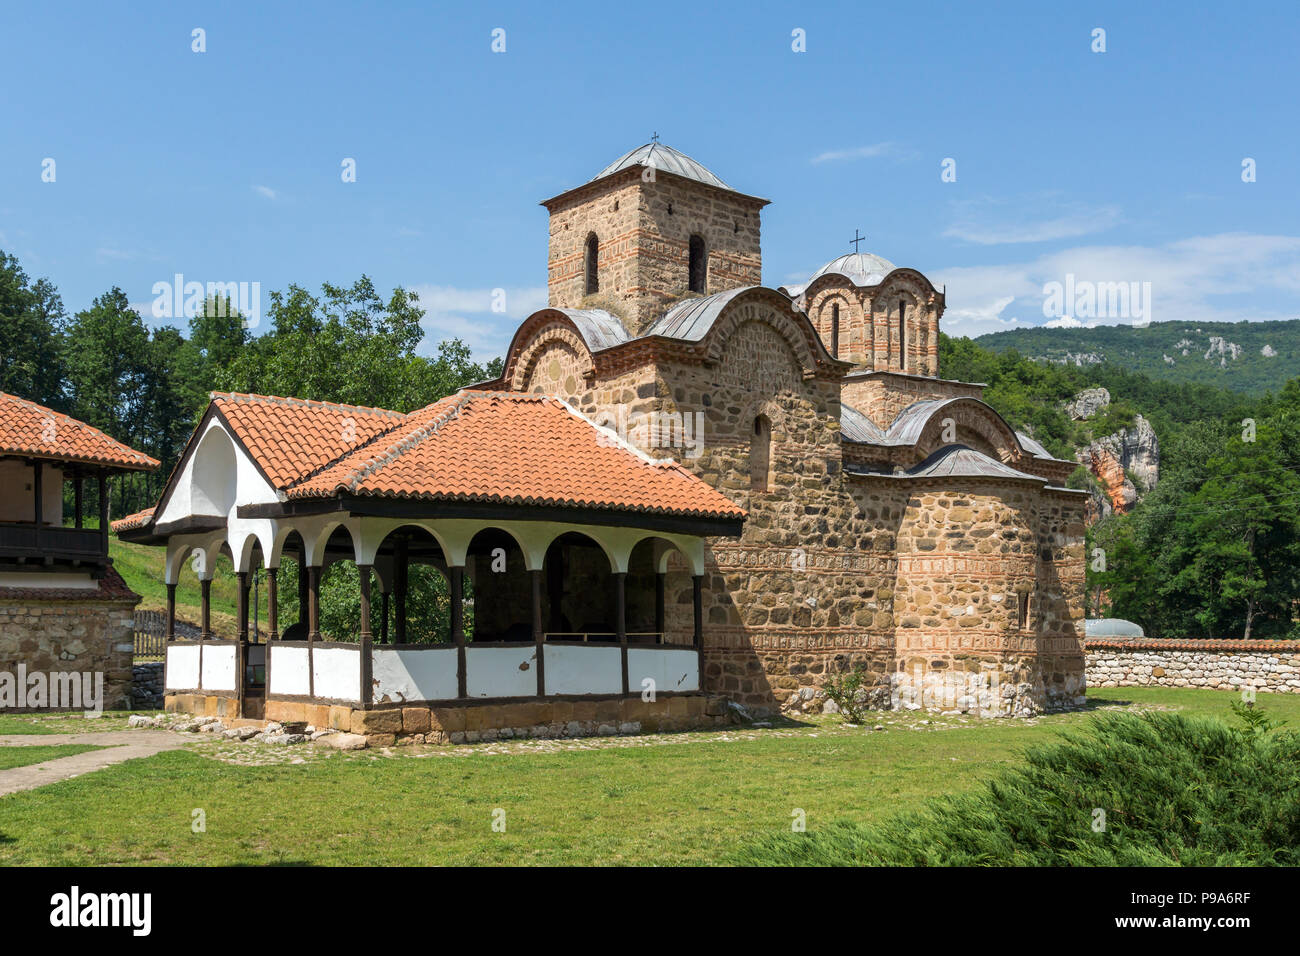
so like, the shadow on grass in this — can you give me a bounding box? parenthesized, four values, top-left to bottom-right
(1080, 697, 1134, 711)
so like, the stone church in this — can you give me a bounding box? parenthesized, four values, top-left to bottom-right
(477, 141, 1088, 717)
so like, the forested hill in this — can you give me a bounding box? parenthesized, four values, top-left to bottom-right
(975, 319, 1300, 395)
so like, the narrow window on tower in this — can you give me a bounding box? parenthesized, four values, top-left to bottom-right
(1018, 591, 1030, 630)
(898, 297, 907, 369)
(584, 233, 599, 295)
(831, 303, 840, 358)
(688, 234, 707, 294)
(750, 415, 772, 493)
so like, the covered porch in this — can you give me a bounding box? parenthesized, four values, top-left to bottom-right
(115, 389, 744, 738)
(150, 509, 715, 723)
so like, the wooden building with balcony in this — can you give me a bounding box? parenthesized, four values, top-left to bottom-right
(0, 391, 159, 710)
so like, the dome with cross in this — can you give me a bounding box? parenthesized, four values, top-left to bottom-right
(808, 251, 897, 287)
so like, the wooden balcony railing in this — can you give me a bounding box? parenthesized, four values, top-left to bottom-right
(0, 523, 107, 565)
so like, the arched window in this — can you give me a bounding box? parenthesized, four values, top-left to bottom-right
(897, 297, 907, 369)
(830, 303, 840, 358)
(584, 233, 599, 295)
(750, 415, 771, 493)
(688, 234, 707, 294)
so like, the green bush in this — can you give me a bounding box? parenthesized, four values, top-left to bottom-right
(821, 664, 872, 724)
(732, 710, 1300, 866)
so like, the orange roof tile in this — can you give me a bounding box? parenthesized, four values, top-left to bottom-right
(112, 506, 155, 532)
(0, 392, 159, 471)
(287, 392, 745, 520)
(211, 392, 407, 489)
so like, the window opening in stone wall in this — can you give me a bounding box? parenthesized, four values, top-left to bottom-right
(584, 233, 599, 295)
(898, 298, 907, 369)
(688, 234, 707, 294)
(750, 415, 772, 492)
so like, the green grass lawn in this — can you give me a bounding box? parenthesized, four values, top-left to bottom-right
(0, 685, 1290, 866)
(0, 745, 103, 771)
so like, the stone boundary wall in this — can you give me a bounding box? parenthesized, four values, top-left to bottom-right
(1085, 638, 1300, 694)
(132, 660, 164, 709)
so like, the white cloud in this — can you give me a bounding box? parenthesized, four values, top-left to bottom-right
(253, 185, 277, 200)
(406, 283, 548, 362)
(811, 142, 915, 164)
(932, 232, 1300, 339)
(943, 196, 1121, 245)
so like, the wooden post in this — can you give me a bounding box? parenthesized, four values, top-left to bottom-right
(237, 572, 250, 643)
(32, 460, 42, 528)
(165, 584, 176, 641)
(655, 572, 666, 641)
(616, 571, 628, 695)
(693, 574, 704, 680)
(74, 473, 83, 529)
(200, 579, 212, 640)
(97, 473, 108, 556)
(308, 566, 321, 642)
(297, 549, 309, 626)
(358, 565, 373, 706)
(267, 568, 279, 641)
(451, 566, 466, 698)
(307, 565, 321, 698)
(236, 570, 250, 715)
(394, 536, 408, 644)
(531, 568, 544, 696)
(380, 591, 389, 644)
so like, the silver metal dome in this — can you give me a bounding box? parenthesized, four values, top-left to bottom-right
(591, 143, 733, 192)
(809, 252, 896, 287)
(1085, 618, 1146, 638)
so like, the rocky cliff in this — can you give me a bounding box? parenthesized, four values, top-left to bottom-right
(1067, 388, 1160, 522)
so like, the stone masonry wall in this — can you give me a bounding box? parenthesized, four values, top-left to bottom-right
(545, 169, 764, 334)
(0, 591, 138, 711)
(842, 372, 985, 430)
(500, 293, 1088, 718)
(1086, 639, 1300, 694)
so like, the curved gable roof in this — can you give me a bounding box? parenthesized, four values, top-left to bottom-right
(904, 444, 1043, 483)
(554, 308, 631, 352)
(642, 286, 755, 341)
(840, 402, 886, 443)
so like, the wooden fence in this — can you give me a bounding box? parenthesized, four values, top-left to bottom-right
(133, 610, 167, 661)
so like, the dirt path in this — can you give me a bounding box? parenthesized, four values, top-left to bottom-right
(0, 731, 185, 797)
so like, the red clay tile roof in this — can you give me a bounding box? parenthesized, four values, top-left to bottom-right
(0, 392, 159, 471)
(0, 564, 140, 602)
(1084, 637, 1300, 653)
(112, 507, 155, 533)
(286, 392, 745, 520)
(211, 392, 407, 489)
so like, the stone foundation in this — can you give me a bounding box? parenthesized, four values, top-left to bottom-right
(1085, 639, 1300, 694)
(167, 693, 732, 746)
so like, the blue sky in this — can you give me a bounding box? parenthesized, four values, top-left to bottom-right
(3, 0, 1298, 361)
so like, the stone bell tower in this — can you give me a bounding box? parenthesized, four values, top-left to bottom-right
(540, 142, 769, 335)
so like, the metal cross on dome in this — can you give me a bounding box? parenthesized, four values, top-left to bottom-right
(651, 132, 660, 143)
(850, 229, 867, 253)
